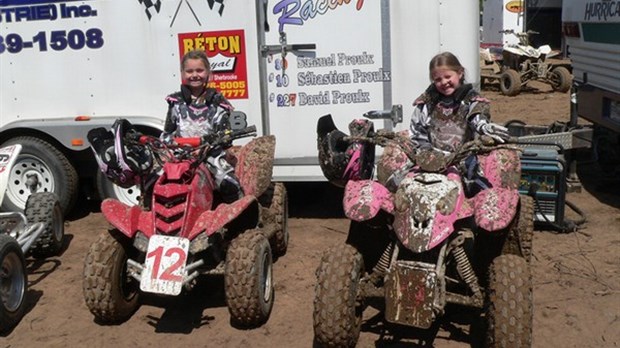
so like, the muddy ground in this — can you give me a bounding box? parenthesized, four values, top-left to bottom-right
(2, 82, 619, 347)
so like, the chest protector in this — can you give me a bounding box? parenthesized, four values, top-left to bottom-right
(427, 85, 476, 153)
(167, 87, 228, 138)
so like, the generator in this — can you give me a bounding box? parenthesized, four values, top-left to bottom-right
(518, 147, 567, 226)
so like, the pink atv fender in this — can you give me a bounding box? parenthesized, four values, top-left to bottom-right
(343, 180, 394, 221)
(101, 196, 259, 239)
(472, 187, 520, 231)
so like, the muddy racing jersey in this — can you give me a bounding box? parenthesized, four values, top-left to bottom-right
(162, 85, 234, 142)
(409, 84, 491, 153)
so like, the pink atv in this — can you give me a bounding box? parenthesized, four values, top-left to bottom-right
(82, 124, 288, 328)
(313, 113, 534, 347)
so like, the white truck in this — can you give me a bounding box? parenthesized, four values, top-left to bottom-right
(0, 0, 480, 214)
(562, 0, 620, 167)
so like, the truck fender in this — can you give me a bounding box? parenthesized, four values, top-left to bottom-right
(343, 180, 394, 222)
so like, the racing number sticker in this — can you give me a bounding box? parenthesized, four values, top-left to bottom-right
(140, 235, 190, 296)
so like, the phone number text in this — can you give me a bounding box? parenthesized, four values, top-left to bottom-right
(0, 29, 104, 54)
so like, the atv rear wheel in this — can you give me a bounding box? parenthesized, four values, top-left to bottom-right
(83, 231, 140, 324)
(313, 243, 364, 348)
(259, 182, 289, 257)
(0, 235, 27, 333)
(500, 69, 522, 96)
(549, 66, 572, 93)
(25, 192, 64, 258)
(224, 229, 274, 328)
(503, 195, 534, 262)
(485, 254, 533, 348)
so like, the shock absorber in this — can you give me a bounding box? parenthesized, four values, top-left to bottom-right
(372, 241, 395, 277)
(450, 233, 483, 306)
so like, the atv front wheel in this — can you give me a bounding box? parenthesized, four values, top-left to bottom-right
(83, 231, 140, 324)
(486, 254, 533, 347)
(500, 69, 522, 96)
(313, 243, 364, 348)
(0, 235, 27, 333)
(225, 229, 274, 328)
(25, 192, 64, 258)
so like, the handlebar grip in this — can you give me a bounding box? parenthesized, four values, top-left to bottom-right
(175, 137, 202, 147)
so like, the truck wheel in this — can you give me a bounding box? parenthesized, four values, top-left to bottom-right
(259, 182, 289, 257)
(549, 66, 572, 93)
(313, 243, 364, 348)
(502, 195, 534, 262)
(485, 254, 532, 348)
(500, 69, 522, 96)
(96, 170, 141, 206)
(25, 192, 64, 259)
(225, 229, 274, 328)
(83, 231, 140, 324)
(0, 137, 78, 216)
(0, 234, 27, 333)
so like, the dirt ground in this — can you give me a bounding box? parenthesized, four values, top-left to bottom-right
(3, 82, 619, 348)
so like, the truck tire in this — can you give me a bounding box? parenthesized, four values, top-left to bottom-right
(0, 137, 78, 216)
(96, 170, 141, 206)
(259, 182, 289, 257)
(313, 243, 364, 348)
(25, 192, 64, 259)
(485, 254, 533, 348)
(83, 231, 140, 324)
(500, 69, 522, 96)
(502, 195, 534, 262)
(549, 66, 572, 93)
(0, 234, 27, 333)
(224, 229, 274, 328)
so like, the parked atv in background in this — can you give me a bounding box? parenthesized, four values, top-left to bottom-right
(0, 145, 65, 332)
(82, 119, 288, 328)
(480, 29, 572, 96)
(313, 110, 534, 347)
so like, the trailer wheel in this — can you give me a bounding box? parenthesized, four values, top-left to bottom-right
(0, 234, 27, 333)
(549, 66, 572, 93)
(25, 192, 64, 259)
(96, 171, 141, 206)
(500, 69, 521, 96)
(0, 137, 78, 216)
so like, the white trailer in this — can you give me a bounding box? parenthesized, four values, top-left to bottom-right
(562, 0, 620, 165)
(0, 0, 480, 213)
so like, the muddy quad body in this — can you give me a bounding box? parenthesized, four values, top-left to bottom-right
(82, 123, 288, 328)
(313, 112, 534, 347)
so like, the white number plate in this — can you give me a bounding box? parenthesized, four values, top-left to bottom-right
(140, 235, 190, 296)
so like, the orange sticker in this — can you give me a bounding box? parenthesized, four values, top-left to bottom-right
(506, 0, 524, 13)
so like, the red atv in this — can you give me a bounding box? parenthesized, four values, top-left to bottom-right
(82, 121, 288, 328)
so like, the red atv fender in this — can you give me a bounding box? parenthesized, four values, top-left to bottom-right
(343, 180, 394, 221)
(100, 196, 259, 239)
(231, 135, 276, 198)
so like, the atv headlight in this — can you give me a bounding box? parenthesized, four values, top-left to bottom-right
(436, 186, 459, 215)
